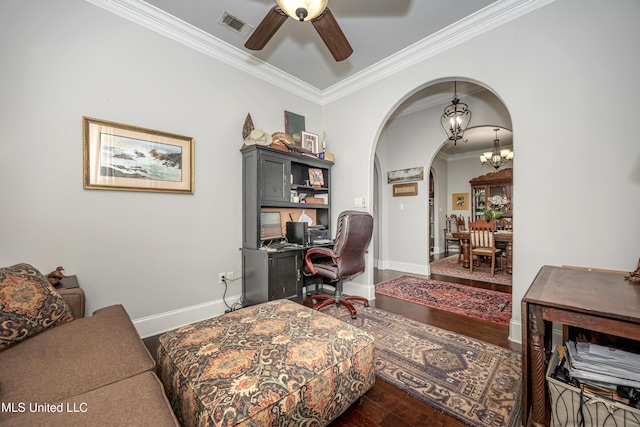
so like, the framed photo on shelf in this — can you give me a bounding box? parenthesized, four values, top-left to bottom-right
(392, 182, 418, 197)
(83, 116, 194, 194)
(308, 168, 324, 187)
(301, 131, 319, 153)
(452, 193, 468, 210)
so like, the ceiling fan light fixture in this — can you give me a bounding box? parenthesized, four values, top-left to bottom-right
(276, 0, 328, 22)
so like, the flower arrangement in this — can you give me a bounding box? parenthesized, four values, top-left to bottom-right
(484, 209, 503, 221)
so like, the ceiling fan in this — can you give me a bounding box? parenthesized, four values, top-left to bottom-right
(244, 0, 353, 62)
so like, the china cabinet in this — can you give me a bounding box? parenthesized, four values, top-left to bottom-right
(469, 168, 512, 222)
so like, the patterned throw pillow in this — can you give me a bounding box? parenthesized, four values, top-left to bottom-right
(0, 263, 74, 352)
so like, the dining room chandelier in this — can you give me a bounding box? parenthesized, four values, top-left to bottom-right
(480, 128, 513, 169)
(440, 81, 471, 145)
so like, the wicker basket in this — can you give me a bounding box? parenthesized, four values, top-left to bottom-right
(547, 350, 640, 426)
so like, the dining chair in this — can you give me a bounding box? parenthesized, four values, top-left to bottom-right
(468, 219, 502, 276)
(444, 215, 466, 261)
(495, 217, 513, 231)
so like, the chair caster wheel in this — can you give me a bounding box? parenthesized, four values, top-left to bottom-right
(351, 314, 357, 320)
(364, 302, 369, 307)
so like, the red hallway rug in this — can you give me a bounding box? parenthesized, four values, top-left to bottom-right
(430, 254, 512, 285)
(375, 275, 512, 326)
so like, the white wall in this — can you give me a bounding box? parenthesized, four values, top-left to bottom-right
(323, 0, 640, 342)
(2, 0, 639, 344)
(0, 0, 321, 336)
(375, 91, 512, 271)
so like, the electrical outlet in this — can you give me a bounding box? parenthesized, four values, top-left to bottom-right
(218, 272, 226, 285)
(226, 271, 234, 281)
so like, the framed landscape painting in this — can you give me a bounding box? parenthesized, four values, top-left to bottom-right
(83, 117, 194, 194)
(387, 166, 424, 184)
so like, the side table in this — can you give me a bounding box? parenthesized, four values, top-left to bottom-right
(521, 265, 640, 426)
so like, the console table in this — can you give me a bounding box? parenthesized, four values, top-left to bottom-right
(521, 265, 640, 426)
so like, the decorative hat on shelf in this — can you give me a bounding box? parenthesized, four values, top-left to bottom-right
(270, 132, 294, 152)
(244, 129, 272, 146)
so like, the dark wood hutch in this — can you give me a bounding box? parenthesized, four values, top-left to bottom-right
(470, 168, 513, 222)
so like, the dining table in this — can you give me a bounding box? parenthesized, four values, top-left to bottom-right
(452, 230, 513, 274)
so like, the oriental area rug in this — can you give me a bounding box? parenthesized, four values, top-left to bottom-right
(323, 305, 522, 427)
(375, 276, 512, 327)
(430, 255, 512, 285)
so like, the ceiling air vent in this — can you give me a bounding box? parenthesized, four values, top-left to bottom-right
(218, 11, 253, 38)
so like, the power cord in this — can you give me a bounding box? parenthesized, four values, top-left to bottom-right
(221, 275, 244, 313)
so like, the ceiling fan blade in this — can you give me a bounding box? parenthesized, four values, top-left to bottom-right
(245, 7, 287, 51)
(312, 8, 353, 61)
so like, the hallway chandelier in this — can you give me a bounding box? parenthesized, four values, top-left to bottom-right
(480, 128, 513, 169)
(440, 81, 471, 145)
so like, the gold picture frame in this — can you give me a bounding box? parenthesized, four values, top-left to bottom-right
(452, 193, 468, 210)
(392, 182, 418, 197)
(83, 117, 194, 194)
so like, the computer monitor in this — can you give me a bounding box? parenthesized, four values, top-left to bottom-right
(260, 211, 283, 241)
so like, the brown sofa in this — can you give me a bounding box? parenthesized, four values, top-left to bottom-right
(0, 266, 179, 426)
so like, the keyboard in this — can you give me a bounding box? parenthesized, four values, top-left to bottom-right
(268, 242, 289, 249)
(266, 242, 301, 249)
(313, 239, 332, 245)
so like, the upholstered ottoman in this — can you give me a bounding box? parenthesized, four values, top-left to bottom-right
(157, 299, 375, 426)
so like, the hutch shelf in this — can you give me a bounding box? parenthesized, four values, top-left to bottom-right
(470, 168, 512, 222)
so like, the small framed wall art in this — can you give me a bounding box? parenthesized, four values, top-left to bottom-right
(387, 166, 424, 184)
(83, 117, 194, 194)
(392, 182, 418, 197)
(452, 193, 469, 210)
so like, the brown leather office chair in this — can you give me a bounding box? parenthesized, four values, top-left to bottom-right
(304, 210, 373, 319)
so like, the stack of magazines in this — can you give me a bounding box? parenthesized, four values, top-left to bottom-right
(565, 341, 640, 390)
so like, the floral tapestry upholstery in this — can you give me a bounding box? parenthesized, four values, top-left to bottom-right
(0, 263, 74, 352)
(157, 299, 375, 427)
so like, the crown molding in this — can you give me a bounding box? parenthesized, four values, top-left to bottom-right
(86, 0, 554, 105)
(321, 0, 555, 104)
(85, 0, 324, 104)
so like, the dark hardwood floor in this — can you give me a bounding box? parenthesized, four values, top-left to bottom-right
(330, 266, 519, 427)
(144, 253, 520, 427)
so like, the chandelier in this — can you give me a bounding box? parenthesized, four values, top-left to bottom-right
(480, 128, 513, 169)
(440, 81, 471, 145)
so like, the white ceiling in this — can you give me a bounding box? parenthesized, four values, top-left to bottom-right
(93, 0, 525, 154)
(141, 0, 497, 90)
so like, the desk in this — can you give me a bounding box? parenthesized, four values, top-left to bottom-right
(521, 266, 640, 426)
(241, 242, 334, 305)
(453, 231, 513, 273)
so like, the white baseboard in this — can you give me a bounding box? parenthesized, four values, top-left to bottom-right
(343, 280, 376, 300)
(133, 293, 242, 338)
(377, 260, 429, 276)
(509, 318, 522, 345)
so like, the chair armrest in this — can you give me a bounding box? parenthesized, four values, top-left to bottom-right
(58, 287, 86, 319)
(304, 247, 338, 275)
